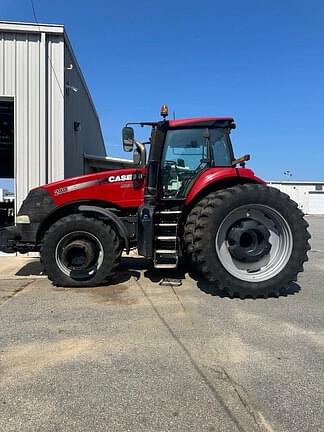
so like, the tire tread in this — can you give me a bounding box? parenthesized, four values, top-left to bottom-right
(184, 184, 310, 298)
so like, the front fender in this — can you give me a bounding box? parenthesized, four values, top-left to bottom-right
(78, 205, 130, 253)
(185, 167, 265, 205)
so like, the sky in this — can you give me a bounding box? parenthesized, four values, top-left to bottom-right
(1, 0, 324, 191)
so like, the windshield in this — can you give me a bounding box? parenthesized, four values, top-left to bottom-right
(160, 128, 233, 198)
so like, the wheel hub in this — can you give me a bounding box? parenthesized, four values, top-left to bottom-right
(61, 239, 96, 271)
(227, 219, 271, 262)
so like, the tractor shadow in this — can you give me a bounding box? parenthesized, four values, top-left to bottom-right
(120, 257, 301, 300)
(118, 256, 187, 286)
(46, 255, 301, 300)
(105, 256, 150, 286)
(15, 259, 44, 277)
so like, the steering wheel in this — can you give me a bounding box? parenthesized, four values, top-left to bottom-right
(165, 160, 178, 167)
(164, 160, 180, 176)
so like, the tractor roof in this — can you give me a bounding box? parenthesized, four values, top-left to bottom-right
(168, 117, 234, 128)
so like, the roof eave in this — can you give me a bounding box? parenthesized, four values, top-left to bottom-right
(0, 21, 64, 34)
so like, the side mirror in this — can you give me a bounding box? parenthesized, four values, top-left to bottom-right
(122, 127, 135, 152)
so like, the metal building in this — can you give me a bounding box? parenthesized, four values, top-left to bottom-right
(268, 181, 324, 215)
(0, 21, 106, 217)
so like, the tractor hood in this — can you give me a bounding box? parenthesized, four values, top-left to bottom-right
(39, 167, 146, 209)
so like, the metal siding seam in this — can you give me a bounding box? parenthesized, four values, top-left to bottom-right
(49, 35, 64, 182)
(15, 33, 20, 209)
(2, 33, 5, 93)
(39, 32, 46, 186)
(47, 38, 52, 182)
(28, 34, 34, 190)
(52, 36, 57, 181)
(4, 33, 14, 95)
(13, 32, 17, 206)
(0, 33, 4, 93)
(16, 33, 28, 211)
(26, 34, 30, 201)
(33, 33, 39, 188)
(59, 36, 65, 180)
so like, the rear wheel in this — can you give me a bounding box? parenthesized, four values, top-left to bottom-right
(184, 191, 218, 263)
(184, 184, 310, 298)
(41, 214, 121, 287)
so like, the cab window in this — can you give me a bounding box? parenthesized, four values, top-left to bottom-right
(160, 128, 232, 198)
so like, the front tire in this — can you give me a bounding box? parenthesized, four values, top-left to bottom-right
(41, 214, 121, 287)
(185, 184, 310, 298)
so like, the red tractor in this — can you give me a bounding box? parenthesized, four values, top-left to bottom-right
(0, 107, 310, 298)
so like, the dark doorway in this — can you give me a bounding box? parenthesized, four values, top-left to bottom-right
(0, 100, 14, 178)
(0, 99, 15, 227)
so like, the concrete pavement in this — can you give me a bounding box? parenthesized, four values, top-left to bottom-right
(0, 216, 323, 432)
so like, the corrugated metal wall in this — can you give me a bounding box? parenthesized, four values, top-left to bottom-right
(1, 31, 46, 211)
(64, 39, 106, 178)
(0, 22, 107, 214)
(0, 26, 65, 211)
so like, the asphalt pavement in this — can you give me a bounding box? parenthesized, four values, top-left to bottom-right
(0, 216, 323, 432)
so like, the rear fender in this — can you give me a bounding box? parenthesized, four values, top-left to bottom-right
(185, 168, 265, 207)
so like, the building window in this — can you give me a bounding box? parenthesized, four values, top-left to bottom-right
(315, 184, 323, 191)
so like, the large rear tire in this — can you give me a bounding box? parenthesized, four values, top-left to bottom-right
(184, 184, 310, 298)
(41, 214, 121, 287)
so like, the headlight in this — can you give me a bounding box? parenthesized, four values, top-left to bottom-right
(16, 215, 31, 224)
(17, 188, 55, 224)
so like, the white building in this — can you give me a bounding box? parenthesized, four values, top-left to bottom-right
(0, 188, 15, 202)
(268, 181, 324, 215)
(0, 21, 106, 217)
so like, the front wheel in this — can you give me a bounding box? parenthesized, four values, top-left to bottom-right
(41, 214, 121, 287)
(185, 184, 311, 298)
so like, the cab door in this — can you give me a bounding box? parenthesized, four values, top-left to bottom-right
(160, 128, 209, 199)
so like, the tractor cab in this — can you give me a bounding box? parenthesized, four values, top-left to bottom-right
(122, 106, 239, 267)
(159, 122, 234, 199)
(122, 106, 237, 202)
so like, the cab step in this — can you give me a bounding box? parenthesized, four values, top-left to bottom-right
(156, 236, 176, 240)
(154, 263, 178, 269)
(154, 209, 181, 269)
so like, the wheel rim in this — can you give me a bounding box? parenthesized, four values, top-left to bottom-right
(55, 231, 104, 281)
(215, 204, 293, 282)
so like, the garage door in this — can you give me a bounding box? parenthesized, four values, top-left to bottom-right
(309, 192, 324, 214)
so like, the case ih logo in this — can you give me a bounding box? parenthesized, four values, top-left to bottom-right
(108, 174, 132, 183)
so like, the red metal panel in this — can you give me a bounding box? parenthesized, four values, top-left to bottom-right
(237, 168, 265, 184)
(169, 117, 234, 128)
(42, 168, 146, 209)
(185, 167, 265, 205)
